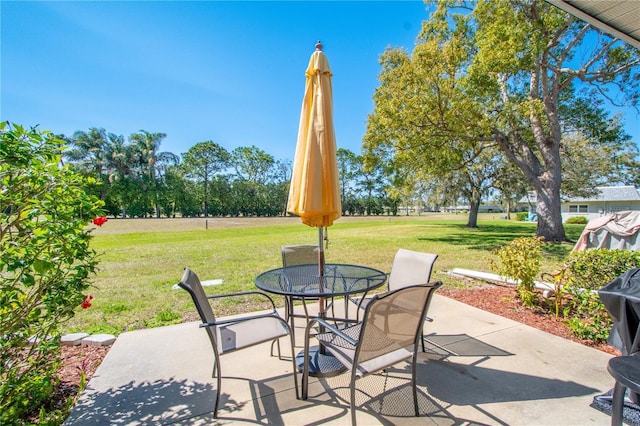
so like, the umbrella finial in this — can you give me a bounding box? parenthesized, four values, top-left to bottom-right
(315, 40, 323, 51)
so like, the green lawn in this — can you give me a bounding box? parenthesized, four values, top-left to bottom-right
(65, 214, 585, 335)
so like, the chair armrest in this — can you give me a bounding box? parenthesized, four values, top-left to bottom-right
(206, 290, 278, 311)
(199, 311, 283, 328)
(305, 317, 359, 347)
(424, 281, 443, 322)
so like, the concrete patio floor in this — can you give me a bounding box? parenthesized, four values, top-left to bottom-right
(65, 295, 616, 425)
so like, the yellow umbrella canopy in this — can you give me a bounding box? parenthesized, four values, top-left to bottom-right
(287, 41, 341, 228)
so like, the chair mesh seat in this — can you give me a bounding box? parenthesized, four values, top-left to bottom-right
(217, 316, 289, 353)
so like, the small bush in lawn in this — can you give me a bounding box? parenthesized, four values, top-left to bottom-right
(516, 212, 528, 221)
(563, 249, 640, 343)
(491, 236, 544, 306)
(565, 216, 587, 224)
(0, 122, 103, 425)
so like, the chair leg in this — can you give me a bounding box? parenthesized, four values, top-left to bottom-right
(344, 296, 349, 321)
(270, 337, 283, 359)
(302, 322, 312, 399)
(350, 368, 358, 425)
(412, 351, 419, 416)
(289, 329, 300, 400)
(213, 355, 222, 418)
(272, 296, 292, 356)
(288, 296, 297, 346)
(611, 381, 626, 426)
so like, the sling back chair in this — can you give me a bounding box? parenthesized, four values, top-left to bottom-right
(349, 249, 447, 353)
(281, 244, 340, 341)
(351, 248, 438, 319)
(178, 267, 299, 418)
(302, 282, 442, 425)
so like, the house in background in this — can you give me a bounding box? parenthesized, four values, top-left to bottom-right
(521, 186, 640, 223)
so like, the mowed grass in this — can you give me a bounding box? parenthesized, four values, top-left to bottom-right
(65, 214, 586, 335)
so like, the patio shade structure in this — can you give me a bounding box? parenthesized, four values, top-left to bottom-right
(287, 40, 341, 316)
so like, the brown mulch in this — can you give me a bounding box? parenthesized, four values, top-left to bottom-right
(49, 345, 111, 412)
(439, 283, 621, 356)
(51, 284, 620, 411)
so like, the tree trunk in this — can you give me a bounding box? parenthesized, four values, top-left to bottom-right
(535, 186, 566, 242)
(467, 187, 481, 228)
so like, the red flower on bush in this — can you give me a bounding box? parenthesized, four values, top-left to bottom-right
(93, 216, 108, 227)
(81, 295, 93, 309)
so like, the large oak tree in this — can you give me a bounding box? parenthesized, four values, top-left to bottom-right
(364, 0, 639, 241)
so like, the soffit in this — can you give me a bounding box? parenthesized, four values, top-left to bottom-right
(546, 0, 640, 49)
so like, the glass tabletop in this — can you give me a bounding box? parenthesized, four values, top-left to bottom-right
(254, 263, 387, 298)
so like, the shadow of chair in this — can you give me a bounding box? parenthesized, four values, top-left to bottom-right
(302, 282, 442, 425)
(177, 267, 299, 418)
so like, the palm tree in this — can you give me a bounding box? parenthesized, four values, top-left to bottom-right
(130, 130, 167, 217)
(105, 133, 138, 218)
(66, 128, 110, 199)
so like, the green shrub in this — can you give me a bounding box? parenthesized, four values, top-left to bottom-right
(491, 236, 544, 306)
(0, 123, 103, 424)
(562, 249, 640, 342)
(565, 216, 587, 224)
(565, 249, 640, 291)
(516, 212, 528, 221)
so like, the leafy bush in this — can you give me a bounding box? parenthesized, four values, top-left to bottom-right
(0, 123, 103, 424)
(565, 249, 640, 291)
(562, 249, 640, 342)
(516, 212, 528, 221)
(491, 236, 544, 306)
(565, 216, 587, 224)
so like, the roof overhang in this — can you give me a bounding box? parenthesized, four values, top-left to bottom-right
(546, 0, 640, 49)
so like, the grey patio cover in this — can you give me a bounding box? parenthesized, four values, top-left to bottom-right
(573, 211, 640, 251)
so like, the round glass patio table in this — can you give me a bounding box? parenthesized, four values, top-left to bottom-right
(255, 263, 387, 376)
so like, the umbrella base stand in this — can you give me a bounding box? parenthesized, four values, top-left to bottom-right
(295, 345, 346, 377)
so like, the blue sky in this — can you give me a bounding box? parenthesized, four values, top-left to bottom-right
(1, 1, 428, 161)
(2, 1, 638, 163)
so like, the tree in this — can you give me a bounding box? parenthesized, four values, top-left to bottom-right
(365, 0, 640, 241)
(358, 165, 387, 215)
(229, 146, 277, 216)
(448, 148, 504, 227)
(337, 148, 363, 214)
(65, 128, 110, 200)
(104, 133, 139, 218)
(558, 97, 639, 192)
(154, 152, 181, 217)
(230, 145, 275, 185)
(65, 127, 109, 176)
(129, 130, 168, 218)
(492, 159, 530, 219)
(181, 141, 230, 217)
(274, 159, 292, 216)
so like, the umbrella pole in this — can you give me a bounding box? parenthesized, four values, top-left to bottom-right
(318, 226, 326, 316)
(318, 226, 327, 355)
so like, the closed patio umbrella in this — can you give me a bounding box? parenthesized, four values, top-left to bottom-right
(287, 41, 341, 316)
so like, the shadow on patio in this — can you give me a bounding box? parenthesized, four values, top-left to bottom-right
(64, 295, 615, 425)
